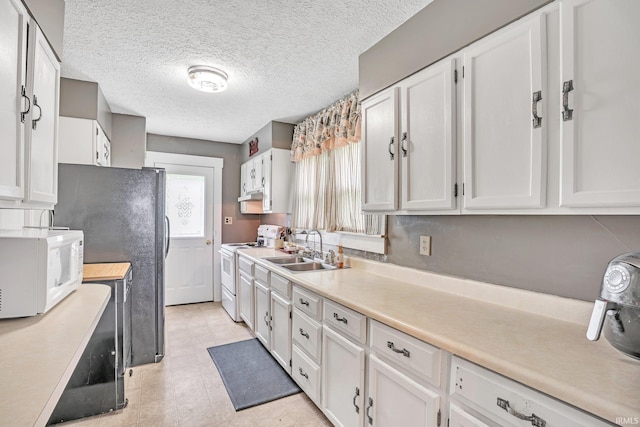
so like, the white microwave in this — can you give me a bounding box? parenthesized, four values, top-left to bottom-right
(0, 229, 84, 319)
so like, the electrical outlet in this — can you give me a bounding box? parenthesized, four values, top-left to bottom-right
(420, 235, 431, 256)
(224, 217, 232, 225)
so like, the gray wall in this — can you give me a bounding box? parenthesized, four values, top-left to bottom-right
(240, 121, 294, 163)
(147, 134, 260, 243)
(111, 113, 146, 169)
(23, 0, 65, 61)
(386, 215, 640, 302)
(359, 0, 551, 99)
(59, 78, 112, 138)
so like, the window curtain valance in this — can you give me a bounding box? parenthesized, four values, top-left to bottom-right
(290, 91, 361, 162)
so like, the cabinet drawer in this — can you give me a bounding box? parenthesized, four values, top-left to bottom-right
(370, 320, 441, 387)
(238, 256, 254, 275)
(255, 264, 270, 285)
(270, 273, 291, 298)
(323, 299, 367, 344)
(292, 345, 321, 405)
(292, 308, 322, 363)
(450, 357, 611, 427)
(292, 286, 322, 320)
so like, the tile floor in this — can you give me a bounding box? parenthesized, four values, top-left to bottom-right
(61, 302, 331, 427)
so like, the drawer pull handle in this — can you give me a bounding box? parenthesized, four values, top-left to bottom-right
(299, 298, 310, 306)
(333, 313, 348, 324)
(387, 341, 410, 358)
(353, 387, 360, 413)
(497, 398, 546, 427)
(299, 328, 309, 339)
(298, 367, 309, 379)
(366, 397, 374, 425)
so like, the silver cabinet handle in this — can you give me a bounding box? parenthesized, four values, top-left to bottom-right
(31, 95, 42, 130)
(366, 397, 373, 425)
(299, 298, 309, 306)
(298, 367, 308, 379)
(299, 328, 309, 339)
(387, 341, 410, 358)
(264, 311, 270, 327)
(401, 132, 408, 157)
(497, 398, 546, 427)
(20, 85, 30, 123)
(388, 136, 395, 160)
(333, 312, 348, 324)
(353, 387, 360, 414)
(532, 91, 542, 129)
(562, 80, 574, 121)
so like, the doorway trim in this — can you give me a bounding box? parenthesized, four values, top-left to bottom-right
(145, 151, 224, 302)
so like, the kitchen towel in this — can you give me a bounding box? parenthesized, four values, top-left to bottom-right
(207, 338, 301, 411)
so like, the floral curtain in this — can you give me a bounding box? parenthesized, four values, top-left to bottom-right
(290, 91, 361, 162)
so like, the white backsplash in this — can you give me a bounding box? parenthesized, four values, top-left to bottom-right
(0, 209, 50, 230)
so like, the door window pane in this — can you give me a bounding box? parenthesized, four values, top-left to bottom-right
(166, 174, 205, 237)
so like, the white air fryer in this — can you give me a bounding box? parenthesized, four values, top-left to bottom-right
(587, 252, 640, 360)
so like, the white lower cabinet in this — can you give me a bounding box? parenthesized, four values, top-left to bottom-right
(450, 356, 611, 427)
(448, 403, 489, 427)
(322, 325, 366, 427)
(254, 280, 270, 347)
(238, 271, 254, 330)
(270, 290, 292, 373)
(367, 355, 441, 427)
(292, 344, 321, 405)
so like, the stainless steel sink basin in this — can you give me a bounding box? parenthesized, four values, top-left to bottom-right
(264, 256, 310, 265)
(280, 262, 337, 272)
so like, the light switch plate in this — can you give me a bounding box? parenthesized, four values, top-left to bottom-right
(420, 236, 431, 256)
(224, 217, 232, 225)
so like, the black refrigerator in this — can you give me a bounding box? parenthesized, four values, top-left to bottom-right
(54, 164, 167, 366)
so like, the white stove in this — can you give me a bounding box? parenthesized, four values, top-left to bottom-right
(219, 242, 258, 321)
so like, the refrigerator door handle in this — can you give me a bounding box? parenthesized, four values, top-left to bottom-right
(165, 216, 171, 258)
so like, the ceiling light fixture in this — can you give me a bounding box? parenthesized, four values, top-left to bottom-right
(187, 65, 228, 93)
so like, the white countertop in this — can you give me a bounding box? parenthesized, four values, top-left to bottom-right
(0, 284, 111, 427)
(239, 248, 640, 424)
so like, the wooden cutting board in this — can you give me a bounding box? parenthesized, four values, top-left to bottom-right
(83, 263, 131, 281)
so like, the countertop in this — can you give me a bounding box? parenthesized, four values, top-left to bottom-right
(238, 248, 640, 425)
(0, 284, 111, 427)
(83, 262, 131, 281)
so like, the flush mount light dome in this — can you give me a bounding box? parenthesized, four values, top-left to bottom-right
(187, 66, 228, 93)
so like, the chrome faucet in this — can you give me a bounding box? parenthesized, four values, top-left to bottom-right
(304, 229, 323, 261)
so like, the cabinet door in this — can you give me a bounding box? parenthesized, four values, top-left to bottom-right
(239, 273, 254, 330)
(362, 87, 399, 211)
(96, 125, 110, 167)
(449, 403, 489, 427)
(560, 0, 640, 207)
(240, 162, 248, 197)
(367, 355, 441, 427)
(322, 325, 365, 427)
(245, 158, 255, 192)
(262, 151, 272, 212)
(400, 58, 456, 211)
(25, 25, 59, 205)
(462, 12, 546, 210)
(254, 281, 270, 348)
(0, 0, 28, 201)
(270, 291, 291, 373)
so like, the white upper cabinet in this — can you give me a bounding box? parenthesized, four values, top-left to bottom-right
(462, 11, 547, 210)
(244, 154, 263, 194)
(0, 0, 28, 202)
(400, 58, 457, 212)
(58, 117, 111, 167)
(361, 87, 399, 211)
(559, 0, 640, 208)
(24, 24, 59, 205)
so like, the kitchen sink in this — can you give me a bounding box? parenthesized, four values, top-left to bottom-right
(263, 256, 310, 264)
(280, 262, 338, 272)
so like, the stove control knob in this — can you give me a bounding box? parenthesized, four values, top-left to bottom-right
(604, 265, 630, 293)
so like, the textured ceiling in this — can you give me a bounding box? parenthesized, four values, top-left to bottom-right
(61, 0, 431, 144)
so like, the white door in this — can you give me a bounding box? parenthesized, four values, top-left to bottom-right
(361, 87, 399, 211)
(255, 281, 271, 347)
(400, 58, 457, 212)
(270, 291, 292, 373)
(462, 11, 547, 210)
(158, 162, 214, 306)
(559, 0, 640, 207)
(322, 326, 365, 427)
(0, 0, 27, 202)
(367, 355, 441, 427)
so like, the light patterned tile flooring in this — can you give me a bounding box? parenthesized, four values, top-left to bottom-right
(60, 302, 331, 427)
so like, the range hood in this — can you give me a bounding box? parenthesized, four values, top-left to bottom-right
(237, 191, 263, 202)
